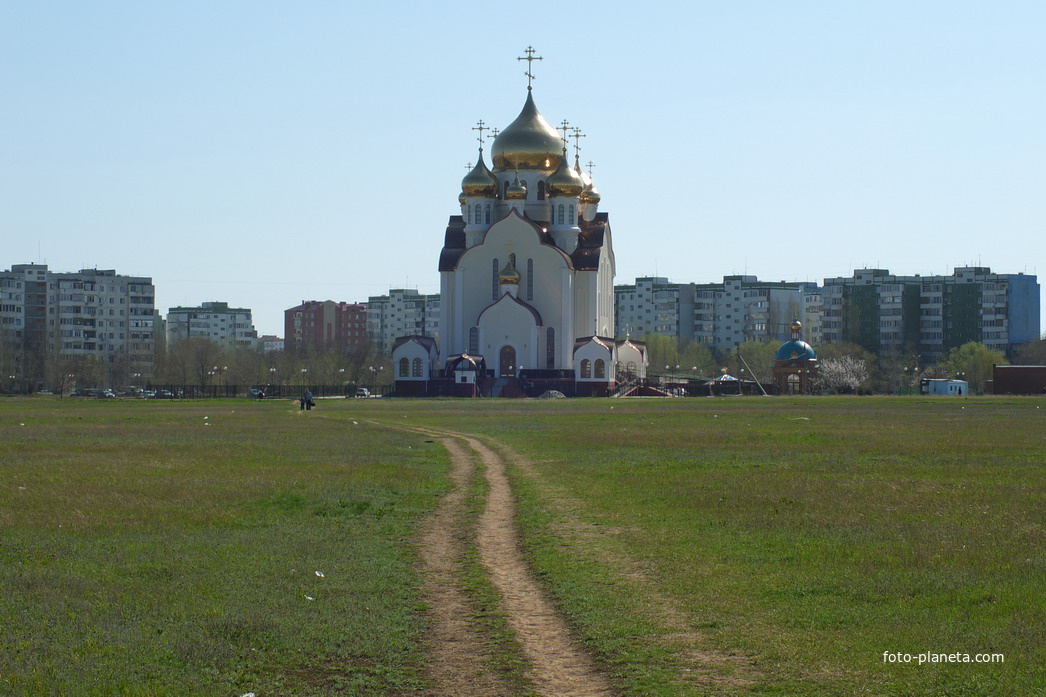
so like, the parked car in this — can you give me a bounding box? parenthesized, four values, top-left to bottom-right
(355, 388, 370, 398)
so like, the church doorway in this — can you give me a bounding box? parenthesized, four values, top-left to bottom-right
(499, 346, 516, 377)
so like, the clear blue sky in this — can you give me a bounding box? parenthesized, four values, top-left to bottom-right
(2, 2, 1043, 337)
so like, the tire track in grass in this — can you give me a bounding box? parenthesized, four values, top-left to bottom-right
(416, 436, 509, 696)
(399, 424, 616, 697)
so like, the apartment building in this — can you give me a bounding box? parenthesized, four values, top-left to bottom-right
(821, 267, 1039, 359)
(0, 264, 157, 389)
(615, 276, 821, 353)
(366, 289, 440, 353)
(166, 301, 258, 349)
(284, 300, 367, 355)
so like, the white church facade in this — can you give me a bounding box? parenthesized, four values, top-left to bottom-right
(393, 54, 646, 397)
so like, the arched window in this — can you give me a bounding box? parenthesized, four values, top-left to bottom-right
(527, 258, 534, 301)
(546, 327, 555, 369)
(485, 203, 491, 224)
(399, 357, 409, 377)
(557, 204, 565, 225)
(569, 204, 575, 223)
(468, 327, 479, 354)
(502, 181, 509, 199)
(537, 181, 546, 200)
(580, 359, 591, 378)
(412, 358, 424, 377)
(492, 258, 499, 300)
(595, 359, 606, 379)
(626, 360, 637, 378)
(468, 204, 474, 224)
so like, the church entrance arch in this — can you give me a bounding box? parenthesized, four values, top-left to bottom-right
(499, 345, 517, 377)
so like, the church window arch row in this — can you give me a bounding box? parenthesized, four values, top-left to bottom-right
(399, 357, 409, 377)
(580, 359, 591, 378)
(412, 358, 424, 377)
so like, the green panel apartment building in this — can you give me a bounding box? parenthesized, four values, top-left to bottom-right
(822, 267, 1039, 359)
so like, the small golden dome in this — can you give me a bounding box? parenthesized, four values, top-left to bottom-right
(791, 319, 803, 333)
(458, 191, 467, 205)
(579, 181, 601, 205)
(491, 91, 564, 173)
(506, 172, 527, 200)
(499, 254, 520, 284)
(547, 149, 585, 197)
(461, 151, 497, 197)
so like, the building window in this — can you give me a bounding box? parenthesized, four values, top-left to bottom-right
(580, 359, 591, 378)
(527, 259, 534, 301)
(469, 327, 479, 354)
(595, 359, 606, 379)
(557, 204, 565, 225)
(485, 203, 491, 224)
(399, 357, 409, 377)
(412, 358, 424, 377)
(546, 327, 555, 368)
(537, 181, 545, 200)
(569, 204, 575, 223)
(503, 181, 508, 199)
(492, 258, 499, 300)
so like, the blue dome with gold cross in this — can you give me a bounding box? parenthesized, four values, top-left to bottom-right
(775, 320, 816, 361)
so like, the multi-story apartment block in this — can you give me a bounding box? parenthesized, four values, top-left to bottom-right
(821, 267, 1039, 359)
(615, 276, 820, 353)
(0, 264, 157, 389)
(366, 289, 440, 354)
(257, 335, 285, 353)
(166, 301, 258, 349)
(284, 300, 367, 355)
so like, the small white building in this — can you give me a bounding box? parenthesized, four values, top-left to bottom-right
(920, 378, 969, 396)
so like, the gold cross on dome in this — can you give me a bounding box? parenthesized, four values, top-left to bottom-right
(570, 127, 586, 158)
(465, 162, 473, 170)
(472, 120, 488, 148)
(558, 119, 571, 144)
(490, 127, 500, 138)
(517, 45, 543, 90)
(586, 160, 596, 177)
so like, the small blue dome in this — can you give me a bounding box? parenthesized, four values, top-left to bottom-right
(776, 340, 816, 361)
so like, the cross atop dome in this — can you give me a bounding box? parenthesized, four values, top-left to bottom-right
(472, 119, 489, 149)
(517, 45, 542, 90)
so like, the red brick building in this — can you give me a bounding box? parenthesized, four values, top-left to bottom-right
(285, 300, 367, 355)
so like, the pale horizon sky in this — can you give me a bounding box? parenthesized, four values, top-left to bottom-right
(2, 2, 1044, 337)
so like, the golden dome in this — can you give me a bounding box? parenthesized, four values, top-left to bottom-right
(461, 151, 497, 197)
(458, 191, 467, 205)
(580, 180, 601, 205)
(506, 172, 527, 200)
(499, 254, 520, 284)
(491, 91, 564, 173)
(547, 149, 585, 197)
(791, 319, 803, 333)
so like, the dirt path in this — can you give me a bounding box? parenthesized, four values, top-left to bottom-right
(409, 425, 616, 697)
(416, 436, 509, 696)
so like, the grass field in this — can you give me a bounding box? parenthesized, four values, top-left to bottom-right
(1, 396, 1043, 696)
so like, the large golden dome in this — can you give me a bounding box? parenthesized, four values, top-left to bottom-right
(547, 149, 585, 197)
(491, 91, 564, 173)
(461, 151, 497, 197)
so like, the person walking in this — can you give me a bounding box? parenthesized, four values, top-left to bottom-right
(302, 389, 315, 411)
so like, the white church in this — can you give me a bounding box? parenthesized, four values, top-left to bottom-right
(393, 52, 647, 397)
